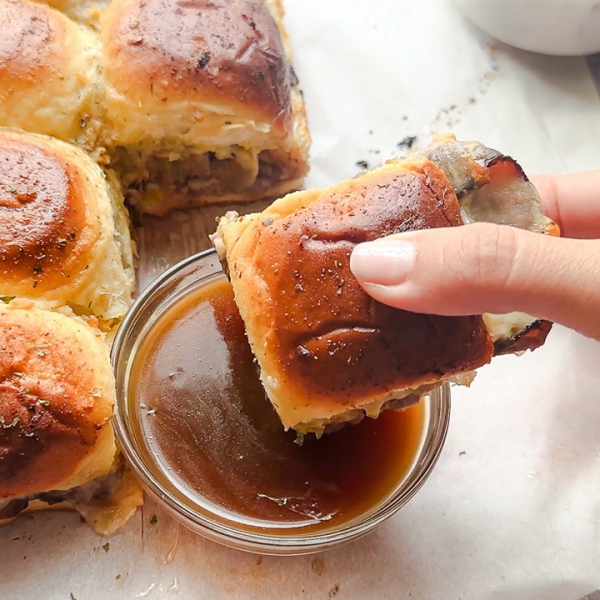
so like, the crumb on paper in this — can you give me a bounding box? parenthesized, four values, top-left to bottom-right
(102, 542, 110, 553)
(430, 44, 500, 133)
(327, 584, 340, 598)
(310, 556, 325, 576)
(150, 515, 158, 525)
(459, 451, 466, 456)
(355, 160, 369, 170)
(397, 136, 417, 150)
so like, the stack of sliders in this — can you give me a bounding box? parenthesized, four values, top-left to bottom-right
(0, 0, 309, 531)
(0, 0, 310, 213)
(0, 129, 140, 533)
(212, 135, 559, 437)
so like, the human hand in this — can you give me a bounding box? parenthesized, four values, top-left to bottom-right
(350, 171, 600, 341)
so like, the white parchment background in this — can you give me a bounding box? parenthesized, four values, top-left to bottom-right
(2, 1, 600, 598)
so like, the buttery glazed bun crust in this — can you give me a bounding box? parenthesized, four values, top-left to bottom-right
(102, 0, 292, 145)
(218, 157, 494, 430)
(0, 129, 134, 321)
(0, 0, 310, 215)
(100, 0, 310, 214)
(0, 0, 102, 147)
(0, 301, 116, 500)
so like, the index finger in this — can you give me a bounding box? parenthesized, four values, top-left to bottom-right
(530, 170, 600, 239)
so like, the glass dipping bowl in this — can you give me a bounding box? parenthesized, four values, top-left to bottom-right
(111, 249, 451, 556)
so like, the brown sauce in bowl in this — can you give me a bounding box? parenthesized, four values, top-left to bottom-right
(130, 275, 426, 533)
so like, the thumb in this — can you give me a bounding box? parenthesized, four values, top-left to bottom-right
(350, 223, 600, 341)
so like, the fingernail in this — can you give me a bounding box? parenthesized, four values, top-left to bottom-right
(350, 240, 415, 285)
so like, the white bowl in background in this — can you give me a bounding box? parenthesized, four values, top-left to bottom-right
(455, 0, 600, 56)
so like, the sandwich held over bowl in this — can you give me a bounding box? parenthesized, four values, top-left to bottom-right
(212, 135, 559, 437)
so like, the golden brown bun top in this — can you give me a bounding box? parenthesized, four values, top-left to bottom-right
(102, 0, 292, 132)
(0, 129, 104, 296)
(0, 301, 116, 499)
(0, 0, 61, 81)
(0, 0, 101, 145)
(221, 158, 494, 421)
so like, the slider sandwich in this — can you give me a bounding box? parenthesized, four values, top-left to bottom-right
(213, 135, 558, 436)
(0, 128, 135, 326)
(0, 300, 143, 533)
(0, 0, 103, 150)
(0, 0, 311, 212)
(101, 0, 310, 214)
